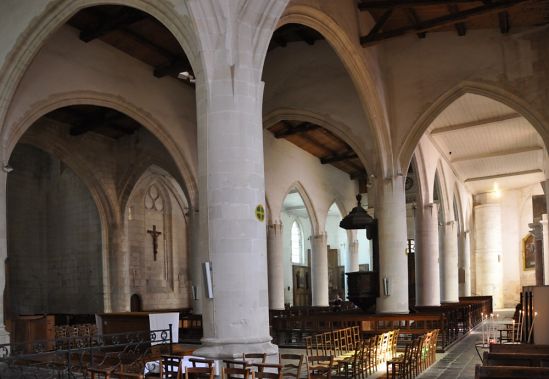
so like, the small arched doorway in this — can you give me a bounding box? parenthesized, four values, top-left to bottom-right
(130, 294, 142, 312)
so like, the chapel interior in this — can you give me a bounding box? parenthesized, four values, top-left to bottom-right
(1, 0, 549, 378)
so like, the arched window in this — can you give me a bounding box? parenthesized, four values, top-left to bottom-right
(291, 221, 303, 264)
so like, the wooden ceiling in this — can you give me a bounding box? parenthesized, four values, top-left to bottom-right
(67, 5, 194, 83)
(359, 0, 549, 46)
(268, 23, 325, 51)
(45, 105, 141, 139)
(268, 120, 367, 179)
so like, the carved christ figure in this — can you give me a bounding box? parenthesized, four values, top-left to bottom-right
(147, 225, 162, 261)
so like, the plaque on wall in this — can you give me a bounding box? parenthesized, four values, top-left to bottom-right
(522, 234, 536, 270)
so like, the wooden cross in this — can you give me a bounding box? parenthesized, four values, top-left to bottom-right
(147, 225, 162, 261)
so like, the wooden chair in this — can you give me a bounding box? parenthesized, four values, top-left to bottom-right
(306, 355, 333, 379)
(252, 363, 282, 379)
(224, 360, 251, 379)
(185, 366, 215, 379)
(243, 353, 267, 364)
(159, 354, 185, 379)
(386, 342, 413, 379)
(279, 353, 303, 379)
(88, 366, 115, 379)
(223, 367, 254, 379)
(188, 358, 215, 368)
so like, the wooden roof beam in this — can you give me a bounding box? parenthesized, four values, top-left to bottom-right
(350, 171, 368, 180)
(448, 4, 467, 36)
(320, 151, 359, 164)
(274, 122, 319, 138)
(430, 112, 521, 135)
(452, 146, 543, 163)
(464, 169, 543, 182)
(360, 0, 529, 46)
(359, 0, 496, 9)
(499, 11, 510, 33)
(80, 8, 147, 42)
(405, 8, 427, 38)
(154, 56, 193, 78)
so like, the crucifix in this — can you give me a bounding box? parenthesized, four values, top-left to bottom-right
(147, 225, 162, 261)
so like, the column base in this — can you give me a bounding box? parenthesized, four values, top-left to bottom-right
(193, 337, 278, 359)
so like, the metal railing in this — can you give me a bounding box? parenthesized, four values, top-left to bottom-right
(0, 325, 173, 378)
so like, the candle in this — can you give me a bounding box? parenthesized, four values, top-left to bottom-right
(528, 311, 538, 343)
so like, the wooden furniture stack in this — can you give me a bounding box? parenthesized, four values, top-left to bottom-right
(474, 343, 549, 379)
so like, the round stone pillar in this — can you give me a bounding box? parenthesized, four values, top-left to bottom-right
(0, 171, 10, 343)
(414, 203, 440, 306)
(440, 221, 459, 303)
(193, 71, 276, 359)
(461, 231, 472, 296)
(189, 210, 203, 315)
(541, 214, 549, 286)
(349, 239, 359, 272)
(311, 234, 329, 306)
(376, 176, 409, 313)
(474, 203, 503, 308)
(267, 222, 284, 310)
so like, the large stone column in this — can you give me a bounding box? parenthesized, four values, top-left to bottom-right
(349, 239, 359, 272)
(193, 48, 276, 359)
(311, 233, 329, 306)
(376, 176, 409, 313)
(474, 202, 503, 308)
(462, 231, 472, 296)
(440, 221, 459, 303)
(541, 214, 549, 285)
(414, 203, 440, 306)
(0, 171, 10, 343)
(267, 222, 284, 310)
(529, 222, 544, 286)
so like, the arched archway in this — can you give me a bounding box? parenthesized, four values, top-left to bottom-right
(277, 5, 391, 177)
(399, 81, 549, 171)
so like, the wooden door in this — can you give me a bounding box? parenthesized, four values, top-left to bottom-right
(292, 265, 311, 306)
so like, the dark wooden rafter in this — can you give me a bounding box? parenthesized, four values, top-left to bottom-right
(499, 11, 510, 33)
(274, 121, 319, 138)
(154, 56, 193, 78)
(405, 8, 427, 38)
(80, 8, 147, 42)
(360, 0, 530, 46)
(69, 110, 117, 136)
(448, 4, 467, 36)
(350, 171, 368, 180)
(359, 0, 496, 9)
(320, 151, 359, 164)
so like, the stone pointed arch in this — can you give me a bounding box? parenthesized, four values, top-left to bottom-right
(4, 91, 197, 210)
(327, 200, 352, 247)
(278, 4, 390, 177)
(0, 0, 203, 149)
(434, 161, 451, 223)
(399, 80, 549, 170)
(412, 145, 431, 205)
(263, 108, 374, 175)
(282, 181, 320, 235)
(453, 184, 464, 233)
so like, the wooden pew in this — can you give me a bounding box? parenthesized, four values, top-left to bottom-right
(482, 352, 549, 367)
(475, 364, 549, 378)
(489, 344, 549, 354)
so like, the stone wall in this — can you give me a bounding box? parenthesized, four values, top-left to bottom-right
(8, 144, 103, 314)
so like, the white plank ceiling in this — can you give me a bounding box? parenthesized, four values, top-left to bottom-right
(428, 94, 546, 194)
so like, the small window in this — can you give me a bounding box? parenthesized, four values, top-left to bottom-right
(291, 221, 303, 264)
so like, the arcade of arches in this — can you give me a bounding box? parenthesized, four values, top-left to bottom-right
(1, 0, 549, 359)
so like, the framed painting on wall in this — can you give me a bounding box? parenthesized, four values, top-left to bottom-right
(522, 233, 536, 270)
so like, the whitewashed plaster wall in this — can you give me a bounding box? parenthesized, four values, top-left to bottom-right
(264, 132, 358, 231)
(4, 25, 197, 192)
(382, 29, 549, 168)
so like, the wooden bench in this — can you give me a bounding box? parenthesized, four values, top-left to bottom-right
(482, 352, 549, 367)
(475, 364, 549, 378)
(489, 344, 549, 354)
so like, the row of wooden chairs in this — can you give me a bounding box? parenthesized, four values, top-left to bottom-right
(385, 329, 439, 379)
(87, 352, 305, 379)
(305, 326, 362, 360)
(56, 323, 97, 339)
